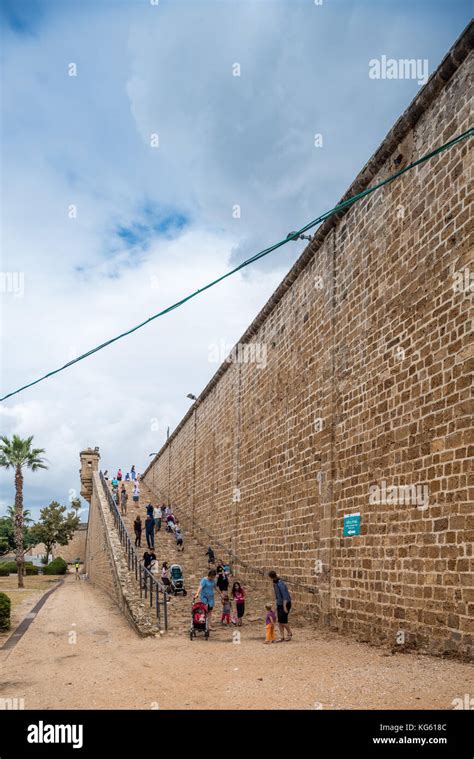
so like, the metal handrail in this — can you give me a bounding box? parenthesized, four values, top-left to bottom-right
(143, 481, 320, 596)
(99, 471, 168, 630)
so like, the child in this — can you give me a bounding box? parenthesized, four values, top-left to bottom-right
(175, 523, 184, 552)
(166, 513, 176, 532)
(231, 581, 246, 626)
(146, 502, 154, 518)
(205, 546, 216, 565)
(265, 603, 276, 644)
(221, 593, 231, 625)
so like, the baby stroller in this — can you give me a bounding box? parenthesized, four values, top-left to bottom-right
(190, 601, 209, 640)
(169, 564, 187, 596)
(166, 515, 176, 533)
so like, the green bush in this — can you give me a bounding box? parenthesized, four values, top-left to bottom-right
(0, 561, 36, 575)
(0, 561, 16, 573)
(0, 566, 9, 576)
(0, 592, 11, 631)
(44, 557, 68, 575)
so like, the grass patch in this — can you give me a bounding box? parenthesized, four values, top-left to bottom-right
(0, 576, 60, 613)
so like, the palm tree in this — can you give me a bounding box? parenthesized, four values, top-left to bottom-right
(0, 435, 47, 587)
(6, 505, 33, 524)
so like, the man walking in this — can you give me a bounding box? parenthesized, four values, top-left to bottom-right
(153, 504, 162, 533)
(268, 570, 292, 642)
(145, 514, 155, 549)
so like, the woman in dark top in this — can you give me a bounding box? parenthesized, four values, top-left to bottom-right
(143, 550, 156, 571)
(134, 516, 142, 547)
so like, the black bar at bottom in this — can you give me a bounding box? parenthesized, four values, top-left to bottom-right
(0, 710, 470, 757)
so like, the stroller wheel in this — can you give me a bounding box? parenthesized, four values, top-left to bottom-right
(190, 630, 194, 641)
(205, 630, 209, 639)
(183, 589, 188, 596)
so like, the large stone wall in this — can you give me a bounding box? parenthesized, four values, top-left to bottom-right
(85, 476, 123, 606)
(142, 28, 473, 658)
(54, 525, 88, 564)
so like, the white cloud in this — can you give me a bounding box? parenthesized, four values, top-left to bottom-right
(0, 0, 469, 517)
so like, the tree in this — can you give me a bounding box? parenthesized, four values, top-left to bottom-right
(0, 507, 35, 557)
(0, 435, 47, 587)
(29, 501, 80, 563)
(70, 497, 81, 514)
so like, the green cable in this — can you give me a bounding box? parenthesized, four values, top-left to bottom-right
(1, 127, 472, 403)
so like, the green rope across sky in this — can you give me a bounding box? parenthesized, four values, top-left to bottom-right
(1, 127, 472, 403)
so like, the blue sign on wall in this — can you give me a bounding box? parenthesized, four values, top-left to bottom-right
(343, 512, 361, 537)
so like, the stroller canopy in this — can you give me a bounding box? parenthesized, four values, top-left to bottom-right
(170, 564, 183, 579)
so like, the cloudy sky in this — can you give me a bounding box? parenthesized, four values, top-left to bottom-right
(0, 0, 470, 521)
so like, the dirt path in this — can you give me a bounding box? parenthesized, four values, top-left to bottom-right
(0, 575, 472, 710)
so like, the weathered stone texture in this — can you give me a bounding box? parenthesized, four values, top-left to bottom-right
(54, 524, 87, 563)
(85, 473, 157, 636)
(143, 35, 473, 657)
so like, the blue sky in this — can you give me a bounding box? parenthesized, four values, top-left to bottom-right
(0, 0, 471, 521)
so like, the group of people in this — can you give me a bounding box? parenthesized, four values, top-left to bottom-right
(133, 503, 184, 552)
(132, 502, 185, 596)
(196, 549, 293, 642)
(104, 466, 139, 483)
(107, 467, 140, 514)
(106, 466, 185, 593)
(107, 469, 293, 642)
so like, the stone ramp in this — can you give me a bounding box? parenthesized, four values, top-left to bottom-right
(119, 479, 271, 637)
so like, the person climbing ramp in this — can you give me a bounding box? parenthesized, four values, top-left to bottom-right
(194, 569, 220, 630)
(120, 486, 128, 515)
(231, 581, 246, 626)
(134, 515, 142, 547)
(145, 514, 155, 549)
(175, 521, 184, 552)
(132, 481, 139, 506)
(205, 546, 216, 566)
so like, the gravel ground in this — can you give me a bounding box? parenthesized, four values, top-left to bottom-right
(0, 576, 472, 710)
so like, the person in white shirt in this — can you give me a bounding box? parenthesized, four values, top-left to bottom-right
(153, 505, 162, 533)
(132, 482, 139, 506)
